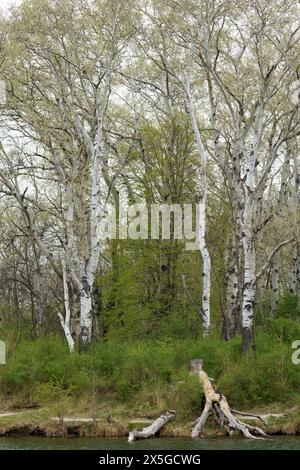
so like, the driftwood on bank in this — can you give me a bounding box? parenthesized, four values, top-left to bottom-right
(190, 359, 269, 439)
(128, 410, 176, 442)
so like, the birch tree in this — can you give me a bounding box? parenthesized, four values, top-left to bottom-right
(1, 0, 299, 350)
(189, 0, 300, 350)
(1, 0, 137, 345)
(162, 0, 300, 348)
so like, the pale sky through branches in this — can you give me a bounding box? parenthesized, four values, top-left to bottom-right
(0, 0, 20, 10)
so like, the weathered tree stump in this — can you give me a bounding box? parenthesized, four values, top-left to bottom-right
(128, 410, 176, 442)
(190, 359, 269, 439)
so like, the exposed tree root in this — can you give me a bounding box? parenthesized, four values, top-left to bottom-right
(190, 359, 269, 439)
(230, 408, 267, 424)
(128, 410, 176, 442)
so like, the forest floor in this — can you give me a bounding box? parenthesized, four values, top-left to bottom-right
(0, 403, 299, 438)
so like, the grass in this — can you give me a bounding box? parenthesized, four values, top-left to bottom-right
(0, 318, 300, 422)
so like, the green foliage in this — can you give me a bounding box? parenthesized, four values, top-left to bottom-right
(34, 381, 68, 404)
(276, 293, 300, 320)
(218, 344, 299, 407)
(1, 322, 299, 417)
(171, 371, 202, 420)
(100, 237, 204, 341)
(259, 317, 300, 344)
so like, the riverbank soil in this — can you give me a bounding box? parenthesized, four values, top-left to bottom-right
(0, 402, 299, 438)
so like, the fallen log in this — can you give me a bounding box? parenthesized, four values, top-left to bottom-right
(190, 359, 269, 439)
(128, 410, 176, 442)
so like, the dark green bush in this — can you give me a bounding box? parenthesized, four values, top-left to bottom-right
(276, 293, 300, 320)
(0, 325, 300, 413)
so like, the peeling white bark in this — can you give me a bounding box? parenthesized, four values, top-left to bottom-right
(241, 182, 256, 351)
(241, 96, 265, 351)
(79, 283, 93, 344)
(292, 242, 300, 299)
(185, 52, 211, 333)
(224, 234, 240, 339)
(197, 196, 211, 334)
(58, 259, 75, 352)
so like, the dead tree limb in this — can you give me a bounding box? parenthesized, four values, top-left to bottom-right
(190, 359, 269, 439)
(128, 410, 176, 442)
(230, 408, 267, 424)
(181, 273, 207, 322)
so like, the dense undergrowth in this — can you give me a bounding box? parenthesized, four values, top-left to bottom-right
(1, 315, 300, 421)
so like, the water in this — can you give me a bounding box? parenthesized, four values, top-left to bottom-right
(0, 436, 299, 450)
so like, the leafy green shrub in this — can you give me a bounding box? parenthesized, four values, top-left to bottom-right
(258, 318, 300, 345)
(277, 293, 300, 320)
(1, 326, 300, 414)
(218, 342, 300, 407)
(172, 371, 202, 420)
(0, 336, 69, 390)
(34, 381, 68, 404)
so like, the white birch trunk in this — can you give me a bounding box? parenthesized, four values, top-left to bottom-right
(74, 75, 110, 344)
(241, 148, 256, 351)
(222, 145, 244, 339)
(58, 260, 75, 352)
(241, 203, 256, 351)
(241, 97, 265, 351)
(224, 236, 240, 339)
(79, 283, 93, 344)
(198, 195, 211, 333)
(292, 242, 300, 299)
(185, 65, 211, 333)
